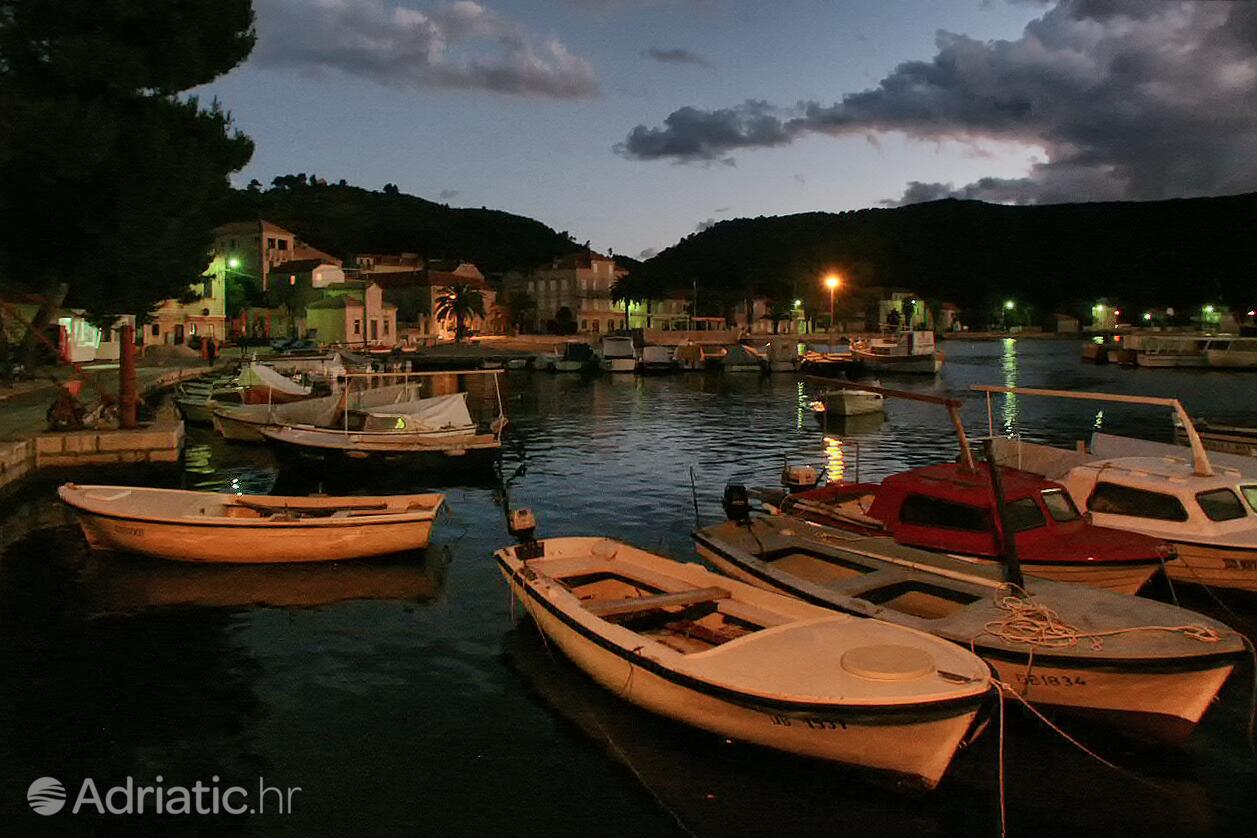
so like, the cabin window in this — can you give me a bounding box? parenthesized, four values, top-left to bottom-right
(899, 495, 991, 532)
(1004, 497, 1046, 532)
(1196, 488, 1248, 522)
(1087, 482, 1189, 522)
(1041, 489, 1081, 523)
(1242, 485, 1257, 513)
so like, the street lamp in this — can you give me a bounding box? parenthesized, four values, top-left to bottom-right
(824, 274, 841, 349)
(227, 256, 241, 270)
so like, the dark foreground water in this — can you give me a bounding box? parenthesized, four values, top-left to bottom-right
(3, 340, 1256, 837)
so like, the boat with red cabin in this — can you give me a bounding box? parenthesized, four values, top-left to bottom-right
(767, 463, 1167, 594)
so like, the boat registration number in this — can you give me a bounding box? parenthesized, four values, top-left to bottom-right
(111, 523, 144, 537)
(768, 715, 847, 730)
(1222, 558, 1257, 571)
(1016, 673, 1087, 688)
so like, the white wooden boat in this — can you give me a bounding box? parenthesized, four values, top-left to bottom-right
(638, 345, 677, 373)
(695, 515, 1244, 741)
(851, 329, 942, 374)
(599, 336, 638, 373)
(58, 484, 444, 563)
(1133, 335, 1211, 368)
(498, 535, 991, 789)
(815, 388, 885, 417)
(173, 375, 241, 424)
(978, 386, 1257, 592)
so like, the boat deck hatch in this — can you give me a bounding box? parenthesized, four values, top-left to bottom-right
(853, 582, 979, 620)
(762, 548, 875, 585)
(561, 572, 664, 602)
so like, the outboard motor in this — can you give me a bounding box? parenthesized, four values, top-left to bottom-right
(508, 507, 544, 559)
(722, 484, 751, 523)
(781, 464, 820, 493)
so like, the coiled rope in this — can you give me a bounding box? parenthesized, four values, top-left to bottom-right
(981, 583, 1225, 650)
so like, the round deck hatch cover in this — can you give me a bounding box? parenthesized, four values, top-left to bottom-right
(841, 645, 935, 681)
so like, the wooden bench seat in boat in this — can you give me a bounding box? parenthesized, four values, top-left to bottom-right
(586, 586, 731, 618)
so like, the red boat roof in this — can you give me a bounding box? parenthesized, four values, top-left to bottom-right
(877, 462, 1053, 505)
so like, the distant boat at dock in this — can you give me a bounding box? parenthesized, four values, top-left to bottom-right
(850, 329, 942, 374)
(598, 336, 638, 373)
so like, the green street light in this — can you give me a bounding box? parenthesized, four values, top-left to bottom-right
(1204, 304, 1215, 314)
(1003, 300, 1015, 310)
(793, 299, 802, 308)
(227, 256, 241, 269)
(1143, 312, 1152, 321)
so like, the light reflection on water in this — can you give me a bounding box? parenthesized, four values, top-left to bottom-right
(1, 339, 1256, 836)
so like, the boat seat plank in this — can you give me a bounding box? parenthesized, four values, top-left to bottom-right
(586, 586, 731, 618)
(715, 599, 792, 628)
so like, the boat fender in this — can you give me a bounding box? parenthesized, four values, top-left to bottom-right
(722, 484, 751, 523)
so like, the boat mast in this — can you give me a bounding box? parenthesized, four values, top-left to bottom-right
(971, 385, 1214, 477)
(983, 439, 1027, 590)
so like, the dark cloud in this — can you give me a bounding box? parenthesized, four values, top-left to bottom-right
(439, 189, 460, 200)
(714, 206, 730, 213)
(642, 47, 713, 67)
(618, 1, 1257, 203)
(637, 247, 659, 260)
(255, 0, 599, 99)
(615, 100, 789, 163)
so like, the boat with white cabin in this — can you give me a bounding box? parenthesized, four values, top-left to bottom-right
(599, 336, 638, 373)
(979, 385, 1257, 591)
(850, 328, 942, 374)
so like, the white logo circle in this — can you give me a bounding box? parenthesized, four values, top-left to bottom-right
(27, 777, 66, 815)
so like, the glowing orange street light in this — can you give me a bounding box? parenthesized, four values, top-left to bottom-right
(823, 274, 842, 347)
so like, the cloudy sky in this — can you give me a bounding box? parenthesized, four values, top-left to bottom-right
(199, 0, 1257, 258)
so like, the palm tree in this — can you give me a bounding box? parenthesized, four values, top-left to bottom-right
(434, 283, 486, 342)
(610, 275, 640, 331)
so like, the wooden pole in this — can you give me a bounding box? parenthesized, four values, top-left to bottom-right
(983, 438, 1025, 591)
(118, 323, 138, 429)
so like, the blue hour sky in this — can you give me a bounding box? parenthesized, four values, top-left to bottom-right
(198, 1, 1257, 258)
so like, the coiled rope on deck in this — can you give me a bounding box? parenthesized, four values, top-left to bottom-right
(981, 583, 1225, 650)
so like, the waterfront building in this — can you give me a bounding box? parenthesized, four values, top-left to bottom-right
(527, 250, 629, 334)
(368, 260, 500, 342)
(304, 281, 397, 347)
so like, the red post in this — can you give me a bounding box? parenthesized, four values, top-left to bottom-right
(119, 323, 138, 429)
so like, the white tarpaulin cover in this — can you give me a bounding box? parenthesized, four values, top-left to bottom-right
(238, 363, 311, 396)
(364, 393, 475, 432)
(217, 382, 421, 429)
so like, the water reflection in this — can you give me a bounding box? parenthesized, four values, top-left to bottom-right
(80, 551, 450, 614)
(822, 435, 847, 482)
(1001, 337, 1019, 435)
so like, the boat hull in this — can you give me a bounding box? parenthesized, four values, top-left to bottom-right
(695, 544, 1232, 737)
(174, 398, 216, 424)
(72, 512, 436, 563)
(824, 391, 885, 417)
(212, 411, 267, 442)
(601, 358, 636, 373)
(502, 564, 983, 789)
(1205, 349, 1257, 369)
(1135, 353, 1209, 368)
(852, 351, 942, 374)
(1165, 542, 1257, 591)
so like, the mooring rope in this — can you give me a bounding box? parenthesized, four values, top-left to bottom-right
(981, 583, 1224, 650)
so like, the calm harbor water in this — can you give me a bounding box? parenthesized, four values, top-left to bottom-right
(3, 339, 1256, 837)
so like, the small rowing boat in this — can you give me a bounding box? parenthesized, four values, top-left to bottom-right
(58, 484, 444, 563)
(497, 534, 991, 789)
(694, 514, 1244, 741)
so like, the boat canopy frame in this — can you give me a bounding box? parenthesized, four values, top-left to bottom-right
(970, 385, 1213, 478)
(339, 369, 507, 436)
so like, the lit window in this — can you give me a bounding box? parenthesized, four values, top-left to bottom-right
(289, 275, 296, 285)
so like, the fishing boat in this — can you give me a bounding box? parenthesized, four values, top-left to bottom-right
(672, 340, 704, 371)
(811, 387, 885, 417)
(236, 362, 314, 405)
(722, 344, 767, 373)
(1205, 338, 1257, 369)
(766, 463, 1168, 595)
(538, 341, 595, 372)
(639, 345, 678, 374)
(58, 484, 444, 563)
(764, 339, 799, 372)
(694, 511, 1243, 741)
(979, 385, 1257, 592)
(1174, 418, 1257, 458)
(850, 329, 942, 374)
(213, 381, 422, 442)
(1133, 335, 1210, 368)
(599, 336, 638, 373)
(260, 370, 508, 461)
(173, 375, 241, 424)
(497, 531, 991, 788)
